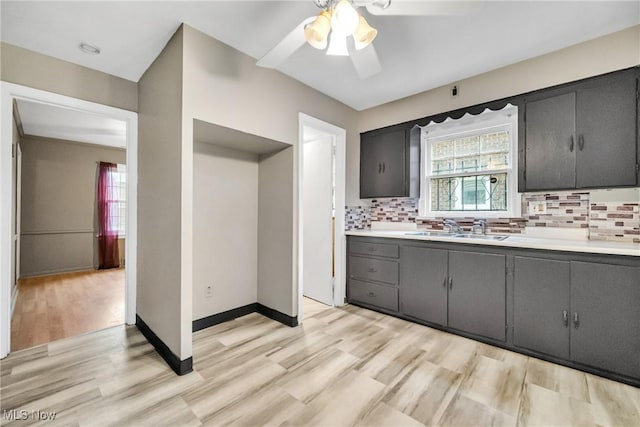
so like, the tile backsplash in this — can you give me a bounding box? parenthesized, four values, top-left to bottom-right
(346, 189, 640, 244)
(521, 192, 590, 228)
(589, 202, 639, 243)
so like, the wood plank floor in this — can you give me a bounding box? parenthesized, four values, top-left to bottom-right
(2, 298, 639, 426)
(10, 269, 125, 352)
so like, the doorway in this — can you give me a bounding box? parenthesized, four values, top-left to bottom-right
(297, 113, 346, 323)
(0, 82, 138, 358)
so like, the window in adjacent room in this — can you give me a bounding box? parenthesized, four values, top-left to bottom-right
(419, 104, 519, 218)
(108, 163, 127, 237)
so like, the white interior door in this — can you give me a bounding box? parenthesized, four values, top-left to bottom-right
(303, 137, 333, 305)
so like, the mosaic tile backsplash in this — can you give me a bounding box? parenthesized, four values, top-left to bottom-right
(346, 190, 640, 243)
(590, 202, 639, 244)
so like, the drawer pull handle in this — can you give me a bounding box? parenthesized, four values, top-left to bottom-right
(368, 247, 378, 252)
(367, 291, 376, 297)
(562, 310, 568, 327)
(448, 277, 453, 290)
(367, 267, 378, 273)
(573, 312, 580, 328)
(442, 277, 447, 288)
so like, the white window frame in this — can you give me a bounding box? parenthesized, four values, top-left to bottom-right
(108, 163, 127, 238)
(419, 104, 520, 219)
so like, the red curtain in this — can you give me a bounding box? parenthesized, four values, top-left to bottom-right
(97, 162, 120, 269)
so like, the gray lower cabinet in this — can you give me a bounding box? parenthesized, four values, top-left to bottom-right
(400, 246, 448, 326)
(514, 257, 571, 359)
(400, 247, 506, 341)
(571, 262, 640, 379)
(348, 240, 399, 313)
(348, 236, 640, 384)
(448, 251, 506, 342)
(514, 257, 640, 379)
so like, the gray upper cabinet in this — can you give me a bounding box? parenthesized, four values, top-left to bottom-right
(570, 262, 640, 379)
(514, 257, 571, 360)
(448, 251, 506, 342)
(360, 127, 420, 198)
(522, 69, 639, 192)
(400, 246, 448, 326)
(524, 93, 576, 191)
(575, 75, 638, 188)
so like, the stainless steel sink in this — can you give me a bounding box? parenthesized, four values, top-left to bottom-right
(453, 233, 509, 241)
(405, 231, 453, 237)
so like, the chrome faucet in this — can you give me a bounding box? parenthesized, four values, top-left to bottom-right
(472, 219, 487, 235)
(444, 219, 462, 233)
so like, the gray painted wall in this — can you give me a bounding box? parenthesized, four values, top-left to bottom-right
(192, 142, 259, 320)
(19, 136, 125, 277)
(1, 42, 138, 112)
(258, 147, 295, 316)
(137, 26, 188, 359)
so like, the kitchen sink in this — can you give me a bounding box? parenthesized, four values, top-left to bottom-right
(453, 233, 509, 241)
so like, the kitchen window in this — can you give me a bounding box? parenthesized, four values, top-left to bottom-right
(419, 104, 519, 218)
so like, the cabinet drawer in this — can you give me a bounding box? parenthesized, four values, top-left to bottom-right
(350, 256, 398, 285)
(350, 241, 399, 258)
(349, 279, 398, 312)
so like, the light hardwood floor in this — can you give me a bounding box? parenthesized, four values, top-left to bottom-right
(1, 298, 639, 426)
(10, 269, 125, 352)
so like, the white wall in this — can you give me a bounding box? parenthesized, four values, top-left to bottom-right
(192, 142, 258, 320)
(137, 27, 189, 359)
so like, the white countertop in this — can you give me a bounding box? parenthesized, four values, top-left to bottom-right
(346, 230, 640, 257)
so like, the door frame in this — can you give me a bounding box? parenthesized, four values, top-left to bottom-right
(297, 113, 346, 323)
(0, 82, 138, 358)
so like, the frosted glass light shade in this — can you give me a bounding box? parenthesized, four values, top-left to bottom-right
(333, 0, 359, 35)
(304, 10, 332, 50)
(353, 15, 377, 50)
(326, 31, 349, 56)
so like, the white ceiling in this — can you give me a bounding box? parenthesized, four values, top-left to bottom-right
(16, 99, 127, 148)
(2, 1, 639, 111)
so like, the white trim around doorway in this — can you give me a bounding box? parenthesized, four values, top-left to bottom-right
(297, 113, 346, 324)
(0, 82, 138, 358)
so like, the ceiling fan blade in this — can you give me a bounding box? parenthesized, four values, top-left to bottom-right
(350, 44, 382, 79)
(257, 16, 316, 69)
(365, 1, 484, 16)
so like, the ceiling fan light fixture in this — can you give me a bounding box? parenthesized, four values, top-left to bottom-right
(304, 10, 332, 49)
(326, 31, 349, 56)
(353, 15, 377, 50)
(332, 0, 359, 35)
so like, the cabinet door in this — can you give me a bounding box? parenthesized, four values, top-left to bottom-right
(360, 133, 384, 198)
(400, 246, 448, 326)
(571, 262, 640, 379)
(524, 92, 576, 190)
(360, 129, 406, 198)
(576, 75, 638, 188)
(514, 257, 570, 359)
(448, 251, 506, 341)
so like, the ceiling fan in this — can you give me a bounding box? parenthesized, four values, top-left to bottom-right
(256, 0, 482, 79)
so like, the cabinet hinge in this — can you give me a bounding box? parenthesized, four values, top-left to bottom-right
(636, 163, 639, 174)
(11, 143, 15, 159)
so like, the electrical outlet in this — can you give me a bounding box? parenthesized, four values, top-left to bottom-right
(529, 201, 547, 214)
(206, 285, 213, 298)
